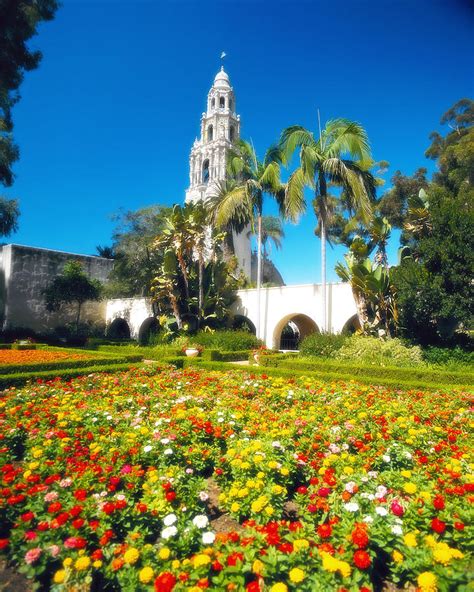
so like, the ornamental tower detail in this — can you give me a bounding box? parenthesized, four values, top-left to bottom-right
(185, 67, 251, 278)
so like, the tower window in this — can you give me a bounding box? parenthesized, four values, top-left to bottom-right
(202, 159, 210, 184)
(219, 96, 225, 108)
(229, 125, 235, 142)
(229, 99, 233, 111)
(207, 125, 213, 141)
(211, 98, 215, 108)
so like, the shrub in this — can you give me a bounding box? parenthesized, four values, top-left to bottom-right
(336, 335, 424, 367)
(299, 333, 348, 358)
(422, 345, 473, 367)
(190, 330, 262, 352)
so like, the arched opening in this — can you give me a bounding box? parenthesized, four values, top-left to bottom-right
(202, 159, 210, 184)
(231, 314, 256, 335)
(229, 125, 235, 142)
(219, 96, 225, 108)
(138, 317, 160, 345)
(107, 318, 131, 340)
(273, 314, 320, 350)
(211, 97, 215, 108)
(341, 314, 361, 335)
(207, 125, 213, 141)
(229, 99, 233, 111)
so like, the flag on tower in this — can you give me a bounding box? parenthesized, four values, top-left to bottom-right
(220, 51, 227, 59)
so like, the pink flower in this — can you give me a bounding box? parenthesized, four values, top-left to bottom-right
(48, 545, 60, 557)
(25, 548, 42, 564)
(391, 500, 404, 516)
(44, 491, 58, 502)
(121, 464, 132, 474)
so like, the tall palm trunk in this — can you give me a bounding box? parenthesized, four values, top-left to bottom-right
(321, 219, 327, 333)
(198, 253, 204, 328)
(256, 214, 262, 339)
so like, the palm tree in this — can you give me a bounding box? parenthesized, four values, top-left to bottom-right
(279, 118, 376, 332)
(261, 215, 285, 259)
(208, 139, 286, 338)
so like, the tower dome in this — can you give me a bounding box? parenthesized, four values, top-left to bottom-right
(213, 66, 231, 89)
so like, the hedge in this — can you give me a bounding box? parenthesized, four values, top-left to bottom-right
(203, 349, 251, 362)
(258, 354, 474, 386)
(178, 358, 471, 392)
(0, 353, 143, 375)
(0, 362, 142, 390)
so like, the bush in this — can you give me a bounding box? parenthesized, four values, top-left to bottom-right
(422, 345, 473, 367)
(336, 335, 424, 367)
(299, 333, 348, 358)
(190, 330, 262, 352)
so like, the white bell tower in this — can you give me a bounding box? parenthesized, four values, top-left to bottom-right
(185, 67, 251, 279)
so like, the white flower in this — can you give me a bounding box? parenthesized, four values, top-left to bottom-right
(143, 445, 153, 453)
(375, 485, 388, 499)
(344, 502, 360, 512)
(382, 455, 391, 463)
(376, 506, 388, 516)
(192, 515, 209, 529)
(161, 526, 178, 539)
(163, 448, 173, 455)
(163, 513, 177, 526)
(345, 481, 357, 494)
(161, 438, 170, 444)
(202, 531, 215, 545)
(363, 515, 374, 523)
(391, 525, 403, 535)
(199, 491, 209, 501)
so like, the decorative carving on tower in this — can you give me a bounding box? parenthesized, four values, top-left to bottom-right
(185, 67, 251, 279)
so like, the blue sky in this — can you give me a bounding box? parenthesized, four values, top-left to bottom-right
(4, 0, 473, 284)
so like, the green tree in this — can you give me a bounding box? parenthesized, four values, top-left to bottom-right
(43, 261, 102, 333)
(279, 118, 376, 331)
(0, 195, 20, 236)
(105, 205, 172, 298)
(261, 215, 285, 259)
(209, 139, 286, 337)
(1, 0, 59, 187)
(392, 99, 474, 343)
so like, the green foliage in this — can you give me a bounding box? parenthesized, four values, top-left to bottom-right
(191, 330, 262, 351)
(42, 261, 102, 333)
(422, 345, 473, 368)
(335, 335, 424, 367)
(104, 205, 172, 298)
(299, 332, 347, 358)
(0, 0, 59, 187)
(0, 195, 20, 236)
(378, 168, 428, 229)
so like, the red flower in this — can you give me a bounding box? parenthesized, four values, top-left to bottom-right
(318, 487, 331, 497)
(317, 523, 332, 539)
(351, 526, 369, 549)
(21, 511, 34, 522)
(433, 495, 445, 510)
(227, 552, 244, 566)
(246, 581, 261, 592)
(431, 518, 446, 534)
(454, 522, 465, 530)
(0, 539, 8, 550)
(353, 550, 371, 569)
(165, 491, 177, 503)
(390, 500, 404, 517)
(154, 572, 176, 592)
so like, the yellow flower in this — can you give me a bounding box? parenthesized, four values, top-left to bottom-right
(404, 482, 417, 494)
(289, 567, 305, 583)
(417, 571, 437, 592)
(231, 502, 240, 513)
(74, 556, 91, 571)
(171, 560, 180, 569)
(158, 547, 171, 560)
(139, 567, 154, 583)
(193, 553, 211, 568)
(392, 550, 403, 563)
(53, 570, 66, 584)
(123, 548, 140, 565)
(338, 560, 351, 578)
(93, 560, 102, 568)
(403, 533, 417, 547)
(293, 539, 309, 552)
(270, 584, 288, 592)
(63, 558, 73, 567)
(252, 559, 264, 575)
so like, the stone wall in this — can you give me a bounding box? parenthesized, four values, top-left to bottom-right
(0, 244, 114, 334)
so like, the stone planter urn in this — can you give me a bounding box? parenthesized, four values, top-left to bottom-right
(185, 348, 200, 358)
(253, 353, 260, 364)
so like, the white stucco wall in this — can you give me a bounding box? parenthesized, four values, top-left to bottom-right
(106, 297, 154, 340)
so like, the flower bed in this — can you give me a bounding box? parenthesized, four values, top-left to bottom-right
(0, 349, 88, 366)
(0, 367, 471, 591)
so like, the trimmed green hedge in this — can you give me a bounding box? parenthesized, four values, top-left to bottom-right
(258, 355, 473, 386)
(204, 349, 251, 362)
(179, 358, 471, 392)
(0, 362, 142, 390)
